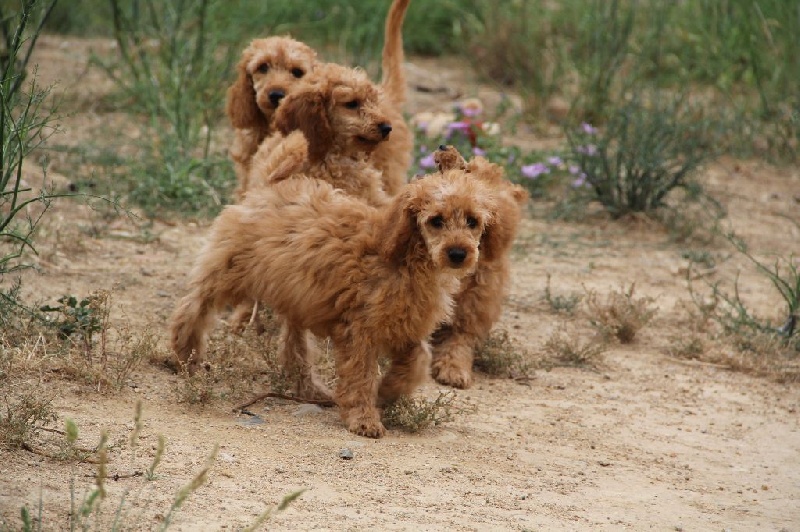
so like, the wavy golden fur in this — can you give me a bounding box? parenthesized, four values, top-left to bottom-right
(225, 0, 413, 200)
(170, 163, 499, 438)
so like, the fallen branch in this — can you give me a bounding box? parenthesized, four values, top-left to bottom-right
(234, 392, 335, 412)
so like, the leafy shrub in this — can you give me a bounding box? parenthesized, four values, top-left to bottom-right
(564, 92, 722, 219)
(1, 0, 64, 320)
(92, 0, 236, 216)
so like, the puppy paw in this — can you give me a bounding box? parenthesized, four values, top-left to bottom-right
(343, 409, 386, 438)
(431, 359, 474, 389)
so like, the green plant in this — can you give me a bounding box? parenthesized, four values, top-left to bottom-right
(1, 0, 70, 320)
(92, 0, 236, 216)
(40, 293, 109, 354)
(585, 283, 657, 343)
(564, 92, 722, 219)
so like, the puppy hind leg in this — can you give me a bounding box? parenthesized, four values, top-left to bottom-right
(279, 324, 333, 401)
(378, 342, 431, 405)
(170, 290, 219, 374)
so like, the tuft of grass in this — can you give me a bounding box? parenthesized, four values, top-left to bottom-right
(473, 329, 535, 380)
(541, 327, 607, 370)
(382, 390, 459, 433)
(585, 284, 657, 343)
(542, 273, 582, 315)
(0, 389, 57, 451)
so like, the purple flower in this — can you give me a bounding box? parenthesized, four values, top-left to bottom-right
(568, 164, 581, 175)
(419, 153, 436, 169)
(577, 144, 598, 156)
(547, 156, 563, 167)
(473, 147, 486, 157)
(419, 145, 428, 153)
(521, 163, 550, 179)
(507, 154, 516, 164)
(447, 121, 471, 135)
(571, 174, 589, 188)
(581, 122, 598, 135)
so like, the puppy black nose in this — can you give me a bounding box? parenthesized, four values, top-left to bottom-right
(268, 90, 285, 107)
(447, 248, 467, 265)
(378, 123, 392, 138)
(439, 144, 447, 151)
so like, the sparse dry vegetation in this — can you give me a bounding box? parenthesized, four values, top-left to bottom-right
(541, 327, 607, 371)
(382, 390, 460, 433)
(584, 284, 658, 343)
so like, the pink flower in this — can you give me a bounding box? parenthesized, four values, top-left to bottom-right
(577, 144, 598, 156)
(473, 147, 486, 156)
(581, 122, 598, 135)
(547, 156, 563, 167)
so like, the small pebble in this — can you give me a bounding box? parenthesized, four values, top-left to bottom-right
(339, 448, 354, 460)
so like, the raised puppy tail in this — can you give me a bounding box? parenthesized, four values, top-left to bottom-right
(381, 0, 410, 106)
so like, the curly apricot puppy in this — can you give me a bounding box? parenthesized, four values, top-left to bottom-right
(248, 62, 395, 206)
(226, 36, 318, 198)
(170, 165, 498, 438)
(428, 146, 529, 389)
(226, 0, 412, 200)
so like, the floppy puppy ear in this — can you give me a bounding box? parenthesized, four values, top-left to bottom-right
(466, 156, 505, 182)
(274, 86, 333, 162)
(480, 187, 527, 262)
(381, 191, 422, 264)
(226, 55, 269, 131)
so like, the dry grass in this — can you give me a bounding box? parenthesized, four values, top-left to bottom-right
(474, 329, 536, 380)
(541, 327, 607, 371)
(382, 390, 461, 433)
(584, 283, 657, 343)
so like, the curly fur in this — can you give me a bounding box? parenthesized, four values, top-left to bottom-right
(170, 169, 498, 438)
(428, 146, 530, 389)
(225, 0, 413, 200)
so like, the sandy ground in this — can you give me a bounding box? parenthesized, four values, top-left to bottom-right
(1, 36, 799, 531)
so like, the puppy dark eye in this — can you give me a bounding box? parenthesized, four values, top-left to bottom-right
(344, 100, 360, 109)
(291, 68, 305, 78)
(466, 216, 478, 229)
(256, 63, 269, 74)
(428, 215, 444, 229)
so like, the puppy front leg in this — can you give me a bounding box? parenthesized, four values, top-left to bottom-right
(333, 340, 384, 438)
(378, 341, 431, 405)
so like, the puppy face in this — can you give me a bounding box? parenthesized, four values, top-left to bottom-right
(275, 63, 392, 161)
(229, 36, 318, 129)
(412, 173, 494, 273)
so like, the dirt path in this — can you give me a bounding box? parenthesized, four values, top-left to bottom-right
(1, 36, 799, 531)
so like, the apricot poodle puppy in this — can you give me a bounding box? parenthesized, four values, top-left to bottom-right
(225, 0, 412, 200)
(228, 62, 397, 385)
(248, 62, 395, 207)
(428, 146, 530, 389)
(170, 158, 498, 438)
